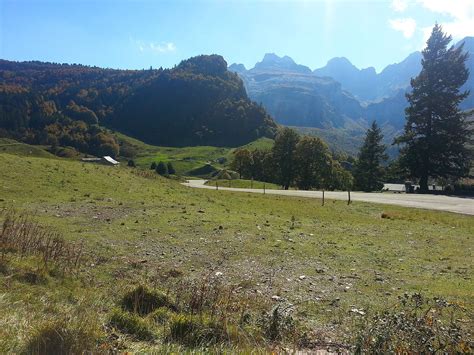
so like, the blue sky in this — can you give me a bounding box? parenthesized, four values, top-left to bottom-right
(1, 0, 473, 72)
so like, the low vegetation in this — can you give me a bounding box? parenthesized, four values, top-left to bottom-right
(0, 152, 473, 352)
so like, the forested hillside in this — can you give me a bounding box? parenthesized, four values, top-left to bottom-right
(0, 55, 277, 154)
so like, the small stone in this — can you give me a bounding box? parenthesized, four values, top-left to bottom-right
(271, 295, 281, 301)
(215, 271, 223, 277)
(299, 275, 306, 280)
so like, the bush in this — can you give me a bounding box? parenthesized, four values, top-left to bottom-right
(156, 161, 168, 175)
(167, 162, 176, 175)
(353, 293, 473, 353)
(150, 162, 157, 170)
(127, 159, 135, 167)
(109, 309, 154, 341)
(120, 285, 175, 315)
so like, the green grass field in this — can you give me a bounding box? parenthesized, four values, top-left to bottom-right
(117, 133, 273, 176)
(0, 151, 473, 352)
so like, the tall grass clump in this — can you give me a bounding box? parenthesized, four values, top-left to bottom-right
(0, 210, 83, 273)
(120, 285, 175, 315)
(109, 309, 155, 341)
(25, 315, 102, 355)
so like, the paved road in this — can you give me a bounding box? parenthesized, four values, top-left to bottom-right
(183, 180, 474, 216)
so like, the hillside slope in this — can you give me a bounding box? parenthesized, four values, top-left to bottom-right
(0, 55, 277, 151)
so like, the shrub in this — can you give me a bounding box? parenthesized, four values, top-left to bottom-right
(167, 162, 176, 175)
(156, 161, 168, 175)
(109, 309, 154, 341)
(127, 159, 135, 167)
(120, 285, 175, 315)
(150, 162, 157, 170)
(353, 293, 473, 353)
(259, 303, 296, 342)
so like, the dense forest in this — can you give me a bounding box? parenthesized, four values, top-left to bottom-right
(0, 55, 277, 156)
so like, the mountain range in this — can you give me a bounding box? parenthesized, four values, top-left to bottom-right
(229, 36, 474, 153)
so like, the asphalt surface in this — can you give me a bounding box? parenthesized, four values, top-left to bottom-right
(183, 179, 474, 216)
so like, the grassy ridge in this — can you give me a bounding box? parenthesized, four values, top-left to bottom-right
(117, 133, 274, 175)
(0, 152, 473, 351)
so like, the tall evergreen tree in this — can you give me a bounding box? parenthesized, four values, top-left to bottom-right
(396, 24, 471, 192)
(272, 127, 300, 190)
(354, 121, 387, 192)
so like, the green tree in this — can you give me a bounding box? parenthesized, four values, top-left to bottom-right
(230, 148, 253, 178)
(156, 161, 168, 176)
(354, 121, 388, 192)
(167, 162, 176, 175)
(272, 127, 300, 189)
(396, 24, 471, 192)
(294, 136, 332, 190)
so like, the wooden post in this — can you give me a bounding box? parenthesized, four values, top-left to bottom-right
(216, 181, 218, 191)
(263, 182, 266, 194)
(251, 178, 253, 189)
(348, 190, 351, 205)
(322, 189, 325, 206)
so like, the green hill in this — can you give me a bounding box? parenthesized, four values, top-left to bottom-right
(0, 55, 277, 156)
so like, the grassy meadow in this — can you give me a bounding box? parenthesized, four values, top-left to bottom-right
(0, 145, 473, 352)
(117, 133, 273, 176)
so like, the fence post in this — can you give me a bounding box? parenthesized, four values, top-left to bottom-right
(322, 189, 325, 206)
(251, 178, 253, 189)
(216, 181, 218, 191)
(347, 190, 351, 205)
(263, 182, 266, 195)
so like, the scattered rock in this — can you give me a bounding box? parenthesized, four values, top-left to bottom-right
(215, 271, 223, 277)
(299, 275, 306, 280)
(271, 295, 282, 301)
(350, 308, 365, 315)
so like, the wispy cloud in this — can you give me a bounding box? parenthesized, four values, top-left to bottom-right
(130, 37, 176, 54)
(391, 0, 408, 12)
(389, 18, 417, 38)
(417, 0, 474, 40)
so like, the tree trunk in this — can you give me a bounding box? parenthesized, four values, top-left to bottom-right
(419, 175, 429, 193)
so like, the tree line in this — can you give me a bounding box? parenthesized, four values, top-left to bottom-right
(230, 127, 353, 191)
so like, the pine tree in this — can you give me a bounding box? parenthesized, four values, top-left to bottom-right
(354, 121, 387, 192)
(155, 161, 168, 175)
(396, 24, 471, 192)
(272, 127, 300, 190)
(167, 162, 176, 175)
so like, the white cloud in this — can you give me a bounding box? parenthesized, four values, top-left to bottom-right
(389, 18, 417, 38)
(391, 0, 408, 12)
(130, 37, 176, 54)
(417, 0, 474, 39)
